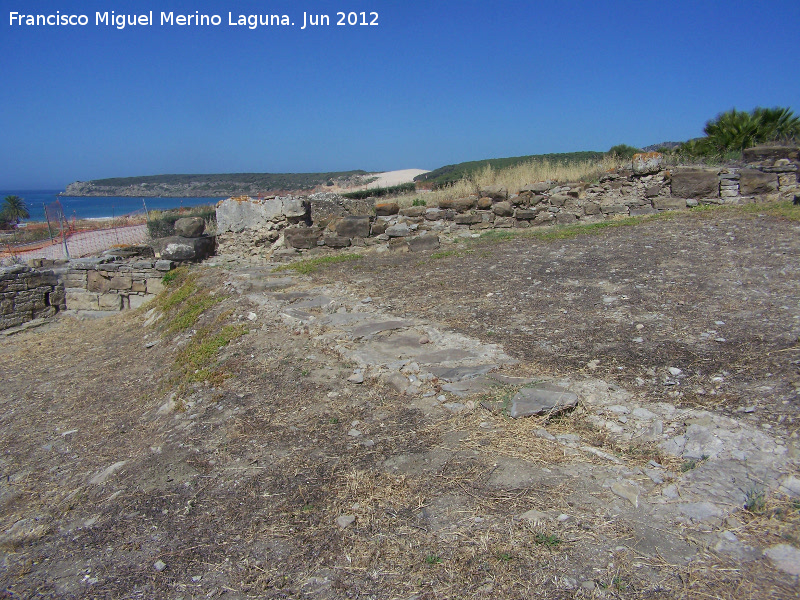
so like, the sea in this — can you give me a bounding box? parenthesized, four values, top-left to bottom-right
(0, 190, 224, 222)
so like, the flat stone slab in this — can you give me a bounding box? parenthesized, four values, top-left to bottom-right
(430, 364, 497, 382)
(414, 348, 477, 365)
(292, 296, 335, 309)
(442, 376, 494, 397)
(348, 320, 410, 339)
(317, 313, 374, 327)
(483, 383, 578, 418)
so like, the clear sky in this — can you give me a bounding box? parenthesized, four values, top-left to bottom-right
(2, 0, 798, 189)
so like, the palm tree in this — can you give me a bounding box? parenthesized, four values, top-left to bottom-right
(2, 195, 30, 244)
(2, 195, 30, 224)
(702, 107, 800, 155)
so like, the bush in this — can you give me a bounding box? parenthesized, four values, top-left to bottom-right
(607, 144, 641, 159)
(147, 205, 216, 239)
(341, 182, 416, 200)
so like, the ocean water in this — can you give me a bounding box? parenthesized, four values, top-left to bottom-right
(0, 190, 223, 222)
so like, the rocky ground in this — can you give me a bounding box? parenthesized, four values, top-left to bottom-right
(0, 205, 799, 599)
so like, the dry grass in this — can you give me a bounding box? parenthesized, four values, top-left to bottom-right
(402, 155, 624, 208)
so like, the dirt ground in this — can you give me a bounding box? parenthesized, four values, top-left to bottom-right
(1, 207, 799, 598)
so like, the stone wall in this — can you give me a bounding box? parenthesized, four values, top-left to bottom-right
(55, 257, 175, 311)
(0, 265, 65, 331)
(216, 146, 799, 259)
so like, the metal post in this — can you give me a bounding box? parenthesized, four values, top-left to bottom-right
(58, 214, 70, 258)
(44, 203, 54, 244)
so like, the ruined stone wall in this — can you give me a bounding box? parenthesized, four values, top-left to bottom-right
(216, 146, 799, 259)
(0, 265, 65, 331)
(56, 257, 174, 311)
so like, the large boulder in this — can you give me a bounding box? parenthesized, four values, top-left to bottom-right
(671, 169, 719, 199)
(439, 197, 477, 212)
(173, 217, 205, 238)
(632, 152, 663, 175)
(375, 202, 399, 216)
(156, 235, 215, 261)
(739, 168, 778, 195)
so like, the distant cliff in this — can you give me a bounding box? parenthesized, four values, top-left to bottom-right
(62, 171, 372, 197)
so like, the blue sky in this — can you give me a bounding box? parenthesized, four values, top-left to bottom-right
(2, 0, 798, 189)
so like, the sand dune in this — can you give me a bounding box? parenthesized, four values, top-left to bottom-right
(354, 168, 429, 190)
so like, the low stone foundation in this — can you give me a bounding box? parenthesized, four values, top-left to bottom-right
(0, 265, 65, 330)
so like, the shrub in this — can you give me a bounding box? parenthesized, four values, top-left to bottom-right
(341, 182, 416, 200)
(607, 144, 641, 159)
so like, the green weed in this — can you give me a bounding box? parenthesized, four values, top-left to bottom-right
(744, 487, 767, 514)
(424, 554, 442, 565)
(273, 253, 363, 275)
(534, 533, 561, 547)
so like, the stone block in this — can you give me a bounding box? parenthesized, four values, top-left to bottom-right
(743, 145, 799, 163)
(399, 206, 426, 217)
(284, 228, 321, 249)
(533, 212, 555, 225)
(146, 277, 166, 295)
(653, 197, 687, 210)
(601, 204, 628, 214)
(375, 202, 399, 216)
(494, 217, 515, 228)
(645, 185, 661, 198)
(632, 152, 663, 175)
(520, 182, 552, 194)
(671, 169, 719, 198)
(87, 271, 110, 293)
(157, 235, 215, 261)
(99, 293, 123, 310)
(630, 207, 658, 216)
(407, 235, 440, 252)
(583, 202, 601, 216)
(385, 224, 411, 237)
(173, 217, 205, 238)
(66, 290, 99, 310)
(424, 208, 447, 221)
(439, 197, 477, 212)
(492, 201, 513, 217)
(323, 236, 351, 248)
(469, 222, 494, 230)
(131, 280, 147, 293)
(335, 216, 371, 238)
(154, 260, 174, 271)
(477, 197, 493, 209)
(739, 168, 778, 195)
(550, 194, 569, 207)
(514, 208, 539, 220)
(108, 275, 133, 291)
(370, 221, 388, 235)
(454, 214, 482, 225)
(480, 185, 507, 200)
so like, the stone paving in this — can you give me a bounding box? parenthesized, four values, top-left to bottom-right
(210, 255, 800, 577)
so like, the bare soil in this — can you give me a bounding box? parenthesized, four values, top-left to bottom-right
(0, 207, 798, 599)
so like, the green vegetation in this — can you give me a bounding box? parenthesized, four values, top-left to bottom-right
(147, 205, 217, 239)
(415, 151, 606, 188)
(534, 533, 561, 547)
(424, 554, 442, 565)
(677, 106, 799, 159)
(744, 487, 767, 514)
(273, 253, 363, 275)
(412, 198, 427, 207)
(607, 144, 641, 159)
(341, 182, 416, 200)
(154, 268, 227, 333)
(174, 324, 248, 384)
(1, 196, 30, 239)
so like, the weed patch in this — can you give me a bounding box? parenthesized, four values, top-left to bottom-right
(174, 324, 248, 385)
(274, 253, 362, 275)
